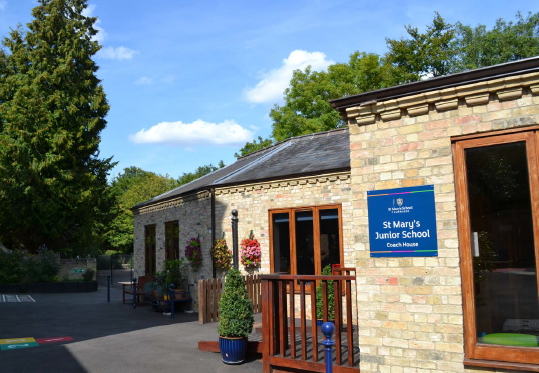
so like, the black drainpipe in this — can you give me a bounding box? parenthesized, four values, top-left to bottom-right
(211, 188, 216, 278)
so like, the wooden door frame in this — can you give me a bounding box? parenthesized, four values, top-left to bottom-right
(453, 130, 539, 364)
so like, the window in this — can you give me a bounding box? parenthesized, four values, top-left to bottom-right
(454, 129, 539, 365)
(269, 205, 343, 277)
(145, 225, 156, 275)
(165, 221, 179, 261)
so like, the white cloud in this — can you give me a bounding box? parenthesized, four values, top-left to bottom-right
(128, 119, 254, 146)
(244, 50, 334, 104)
(0, 1, 7, 11)
(135, 76, 153, 85)
(161, 75, 175, 84)
(97, 46, 138, 60)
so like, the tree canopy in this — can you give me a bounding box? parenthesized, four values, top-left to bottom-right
(0, 0, 114, 255)
(103, 161, 225, 253)
(235, 11, 539, 155)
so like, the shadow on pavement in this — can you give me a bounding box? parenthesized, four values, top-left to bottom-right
(0, 284, 262, 373)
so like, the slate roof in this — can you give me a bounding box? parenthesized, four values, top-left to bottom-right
(133, 128, 350, 209)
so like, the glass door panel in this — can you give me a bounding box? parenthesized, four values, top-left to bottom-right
(272, 212, 291, 274)
(295, 211, 315, 276)
(465, 141, 539, 347)
(319, 209, 340, 272)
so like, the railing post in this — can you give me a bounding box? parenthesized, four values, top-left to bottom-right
(107, 274, 110, 303)
(322, 322, 335, 373)
(170, 283, 175, 319)
(132, 277, 137, 310)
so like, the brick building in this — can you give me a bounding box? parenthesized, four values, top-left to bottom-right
(133, 57, 539, 372)
(331, 57, 539, 372)
(132, 128, 354, 305)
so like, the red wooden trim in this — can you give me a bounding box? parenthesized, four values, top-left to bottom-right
(464, 358, 539, 372)
(300, 281, 307, 361)
(262, 279, 271, 373)
(289, 280, 296, 359)
(311, 282, 318, 362)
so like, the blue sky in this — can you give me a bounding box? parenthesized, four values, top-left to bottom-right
(0, 0, 538, 179)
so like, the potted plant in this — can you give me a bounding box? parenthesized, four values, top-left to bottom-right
(217, 268, 254, 364)
(165, 259, 187, 298)
(316, 264, 335, 326)
(211, 235, 232, 271)
(144, 281, 158, 297)
(185, 237, 202, 269)
(240, 231, 261, 270)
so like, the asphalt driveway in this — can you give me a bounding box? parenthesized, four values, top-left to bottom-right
(0, 283, 262, 373)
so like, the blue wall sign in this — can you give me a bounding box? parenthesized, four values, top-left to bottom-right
(367, 185, 438, 257)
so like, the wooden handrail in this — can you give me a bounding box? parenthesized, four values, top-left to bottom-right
(260, 274, 355, 281)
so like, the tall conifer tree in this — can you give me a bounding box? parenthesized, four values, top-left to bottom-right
(0, 0, 113, 253)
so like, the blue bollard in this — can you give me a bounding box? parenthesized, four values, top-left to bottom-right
(322, 322, 335, 373)
(132, 277, 137, 310)
(170, 283, 175, 319)
(107, 274, 110, 303)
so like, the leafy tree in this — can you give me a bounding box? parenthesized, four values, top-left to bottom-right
(234, 136, 274, 158)
(270, 52, 388, 141)
(104, 162, 225, 253)
(104, 168, 178, 253)
(384, 12, 458, 84)
(0, 0, 114, 254)
(235, 11, 539, 153)
(454, 12, 539, 70)
(177, 161, 225, 185)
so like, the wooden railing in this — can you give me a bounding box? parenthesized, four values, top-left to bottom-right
(198, 274, 261, 324)
(261, 273, 359, 373)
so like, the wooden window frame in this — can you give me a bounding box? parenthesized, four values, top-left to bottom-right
(268, 204, 344, 280)
(453, 129, 539, 365)
(144, 224, 156, 276)
(164, 221, 179, 261)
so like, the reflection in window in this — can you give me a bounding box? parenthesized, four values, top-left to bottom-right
(319, 209, 340, 271)
(165, 221, 179, 260)
(466, 142, 539, 347)
(295, 211, 315, 276)
(273, 213, 291, 274)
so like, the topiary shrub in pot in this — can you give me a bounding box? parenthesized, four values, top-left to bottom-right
(217, 268, 254, 364)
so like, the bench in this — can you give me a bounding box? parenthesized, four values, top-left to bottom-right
(145, 284, 194, 316)
(122, 275, 152, 304)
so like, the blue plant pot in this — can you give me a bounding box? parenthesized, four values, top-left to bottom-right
(219, 336, 248, 364)
(317, 319, 335, 326)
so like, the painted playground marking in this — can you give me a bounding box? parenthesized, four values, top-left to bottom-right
(0, 336, 73, 351)
(0, 295, 35, 303)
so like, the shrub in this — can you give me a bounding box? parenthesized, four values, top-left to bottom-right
(0, 250, 27, 284)
(217, 268, 254, 338)
(164, 259, 187, 288)
(82, 269, 95, 282)
(316, 264, 335, 320)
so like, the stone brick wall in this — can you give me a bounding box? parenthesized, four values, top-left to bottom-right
(214, 171, 355, 275)
(133, 191, 212, 308)
(346, 73, 539, 373)
(57, 258, 97, 281)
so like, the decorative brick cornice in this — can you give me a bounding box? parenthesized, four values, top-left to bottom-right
(133, 190, 210, 216)
(345, 72, 539, 125)
(215, 171, 351, 196)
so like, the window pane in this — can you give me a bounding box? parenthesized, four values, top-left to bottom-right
(465, 142, 539, 347)
(173, 224, 179, 260)
(145, 226, 156, 275)
(272, 213, 290, 273)
(295, 211, 315, 275)
(319, 209, 340, 272)
(165, 224, 172, 260)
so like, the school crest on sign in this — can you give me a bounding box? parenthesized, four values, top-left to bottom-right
(397, 198, 403, 207)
